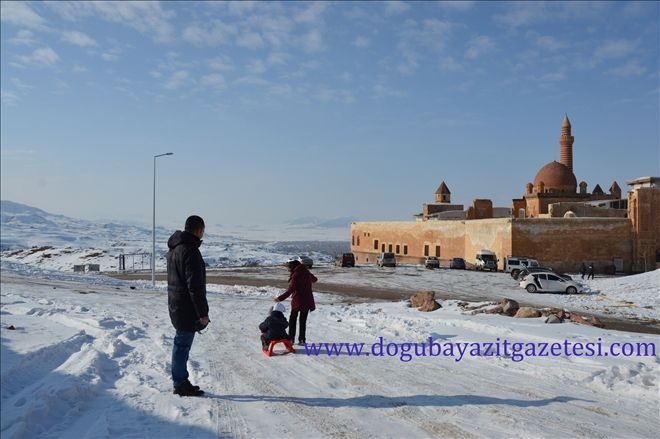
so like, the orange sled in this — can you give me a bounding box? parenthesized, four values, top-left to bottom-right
(262, 339, 296, 357)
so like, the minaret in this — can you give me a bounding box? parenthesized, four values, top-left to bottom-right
(559, 114, 574, 172)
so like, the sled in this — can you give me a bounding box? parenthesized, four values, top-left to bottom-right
(262, 338, 296, 357)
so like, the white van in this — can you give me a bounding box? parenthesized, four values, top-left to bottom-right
(504, 256, 539, 277)
(475, 250, 498, 272)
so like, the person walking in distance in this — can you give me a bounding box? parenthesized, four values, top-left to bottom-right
(580, 262, 587, 280)
(166, 215, 209, 397)
(587, 263, 595, 280)
(274, 258, 317, 346)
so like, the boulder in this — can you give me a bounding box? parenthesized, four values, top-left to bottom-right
(514, 307, 542, 318)
(410, 291, 435, 308)
(409, 291, 442, 312)
(545, 314, 562, 324)
(569, 313, 604, 327)
(419, 300, 442, 312)
(499, 298, 520, 316)
(541, 308, 568, 320)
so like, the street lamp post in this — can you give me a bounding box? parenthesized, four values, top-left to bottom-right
(153, 152, 173, 285)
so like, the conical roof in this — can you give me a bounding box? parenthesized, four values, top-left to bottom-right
(435, 181, 451, 195)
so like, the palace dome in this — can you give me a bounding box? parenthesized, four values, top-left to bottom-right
(533, 161, 577, 193)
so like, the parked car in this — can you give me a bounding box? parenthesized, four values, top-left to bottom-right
(515, 266, 554, 280)
(424, 256, 440, 269)
(475, 250, 498, 272)
(520, 272, 581, 294)
(377, 252, 396, 267)
(298, 255, 313, 269)
(335, 253, 355, 267)
(450, 257, 466, 269)
(504, 256, 540, 278)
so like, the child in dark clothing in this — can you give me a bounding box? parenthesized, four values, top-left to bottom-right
(259, 302, 289, 350)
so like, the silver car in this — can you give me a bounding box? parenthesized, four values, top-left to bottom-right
(298, 255, 313, 269)
(520, 273, 581, 294)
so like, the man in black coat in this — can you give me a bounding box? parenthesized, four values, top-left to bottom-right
(259, 302, 289, 350)
(167, 215, 209, 397)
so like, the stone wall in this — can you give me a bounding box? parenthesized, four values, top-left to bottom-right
(548, 202, 627, 218)
(351, 219, 512, 268)
(628, 186, 660, 272)
(511, 218, 633, 273)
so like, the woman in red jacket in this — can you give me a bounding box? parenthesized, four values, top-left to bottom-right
(274, 258, 317, 345)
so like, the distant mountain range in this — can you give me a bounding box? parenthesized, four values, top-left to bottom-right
(0, 200, 159, 250)
(1, 200, 350, 270)
(285, 216, 357, 228)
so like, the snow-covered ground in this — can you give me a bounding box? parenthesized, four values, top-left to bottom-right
(1, 264, 658, 438)
(209, 265, 660, 322)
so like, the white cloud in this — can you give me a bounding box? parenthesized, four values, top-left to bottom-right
(183, 20, 236, 46)
(0, 148, 37, 158)
(46, 1, 175, 42)
(208, 56, 234, 71)
(608, 60, 647, 77)
(438, 1, 474, 12)
(237, 31, 265, 49)
(353, 36, 370, 49)
(247, 59, 267, 75)
(1, 89, 20, 106)
(394, 18, 453, 75)
(532, 34, 563, 51)
(200, 73, 226, 89)
(268, 83, 294, 97)
(373, 83, 407, 98)
(164, 70, 189, 90)
(439, 56, 464, 72)
(9, 29, 37, 46)
(339, 72, 352, 81)
(301, 29, 324, 53)
(267, 52, 288, 66)
(593, 39, 638, 62)
(465, 36, 496, 60)
(101, 47, 122, 62)
(313, 87, 355, 104)
(72, 64, 87, 73)
(401, 18, 452, 51)
(396, 48, 419, 75)
(494, 2, 546, 27)
(536, 72, 565, 82)
(10, 77, 33, 91)
(18, 47, 60, 68)
(384, 1, 410, 16)
(226, 0, 258, 17)
(232, 75, 270, 87)
(295, 2, 328, 24)
(61, 30, 98, 47)
(495, 1, 610, 27)
(0, 2, 47, 29)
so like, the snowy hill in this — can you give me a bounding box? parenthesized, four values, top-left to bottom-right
(0, 201, 349, 271)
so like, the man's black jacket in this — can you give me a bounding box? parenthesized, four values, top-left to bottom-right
(166, 230, 209, 332)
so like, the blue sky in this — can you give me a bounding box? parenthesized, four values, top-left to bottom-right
(1, 1, 658, 228)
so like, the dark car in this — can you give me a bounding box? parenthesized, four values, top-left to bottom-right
(450, 257, 466, 269)
(377, 252, 396, 267)
(424, 256, 440, 269)
(335, 253, 355, 267)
